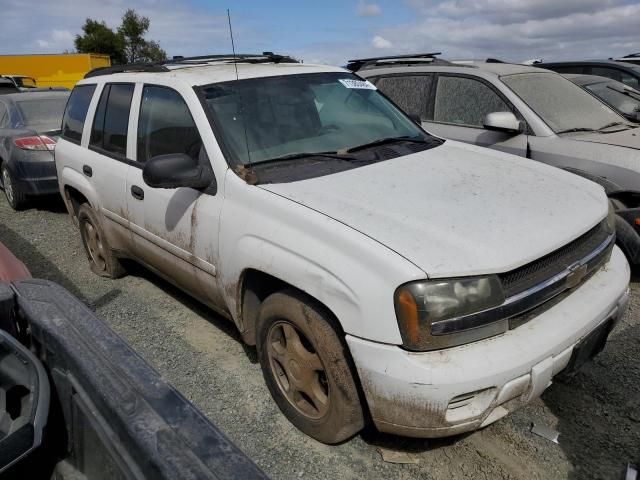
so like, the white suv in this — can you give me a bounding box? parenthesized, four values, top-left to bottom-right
(55, 54, 630, 444)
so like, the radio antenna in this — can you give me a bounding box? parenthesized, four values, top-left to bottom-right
(227, 9, 252, 167)
(227, 9, 239, 81)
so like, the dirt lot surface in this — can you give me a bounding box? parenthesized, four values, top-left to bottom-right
(1, 196, 639, 480)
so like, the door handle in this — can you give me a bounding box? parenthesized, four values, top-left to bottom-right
(82, 165, 92, 177)
(130, 185, 144, 200)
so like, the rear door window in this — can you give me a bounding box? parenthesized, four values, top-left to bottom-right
(548, 65, 585, 74)
(0, 103, 8, 128)
(590, 67, 622, 82)
(90, 83, 135, 157)
(375, 75, 433, 119)
(433, 75, 510, 127)
(620, 71, 640, 89)
(61, 84, 97, 144)
(136, 86, 202, 164)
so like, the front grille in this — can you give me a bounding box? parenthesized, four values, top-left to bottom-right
(500, 222, 610, 297)
(508, 236, 614, 329)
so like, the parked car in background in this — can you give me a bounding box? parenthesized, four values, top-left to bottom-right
(0, 77, 19, 95)
(536, 59, 640, 90)
(564, 74, 640, 123)
(54, 54, 629, 443)
(1, 75, 37, 90)
(0, 243, 267, 479)
(0, 90, 69, 209)
(615, 53, 640, 66)
(354, 55, 640, 264)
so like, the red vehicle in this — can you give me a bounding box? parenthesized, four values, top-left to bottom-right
(0, 241, 30, 282)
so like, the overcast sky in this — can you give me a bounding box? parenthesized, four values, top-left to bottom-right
(0, 0, 638, 65)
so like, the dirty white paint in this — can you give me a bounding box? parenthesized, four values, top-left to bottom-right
(54, 60, 630, 439)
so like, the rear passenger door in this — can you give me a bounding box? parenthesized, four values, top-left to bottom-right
(424, 74, 528, 156)
(126, 85, 224, 308)
(84, 82, 136, 253)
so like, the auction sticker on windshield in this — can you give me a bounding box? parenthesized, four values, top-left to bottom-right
(339, 79, 377, 90)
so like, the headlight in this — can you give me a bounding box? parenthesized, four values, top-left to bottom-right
(394, 276, 505, 351)
(604, 200, 616, 235)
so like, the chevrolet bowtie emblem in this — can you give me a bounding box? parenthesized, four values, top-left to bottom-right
(566, 263, 588, 289)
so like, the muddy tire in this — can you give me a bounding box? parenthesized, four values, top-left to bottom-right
(78, 204, 125, 278)
(256, 290, 365, 444)
(2, 164, 27, 210)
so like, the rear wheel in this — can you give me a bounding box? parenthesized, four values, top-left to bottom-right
(257, 290, 365, 444)
(1, 164, 27, 210)
(78, 204, 125, 278)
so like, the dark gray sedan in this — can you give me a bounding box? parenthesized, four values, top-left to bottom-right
(564, 74, 640, 123)
(0, 91, 69, 209)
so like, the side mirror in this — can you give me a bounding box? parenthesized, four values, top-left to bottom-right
(408, 113, 422, 125)
(142, 153, 214, 190)
(483, 112, 522, 134)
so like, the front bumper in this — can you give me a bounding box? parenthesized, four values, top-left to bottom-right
(7, 158, 58, 196)
(347, 246, 630, 438)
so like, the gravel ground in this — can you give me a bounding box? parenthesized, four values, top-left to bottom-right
(1, 195, 639, 480)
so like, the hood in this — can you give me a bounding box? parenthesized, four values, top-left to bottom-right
(564, 127, 640, 150)
(260, 141, 608, 278)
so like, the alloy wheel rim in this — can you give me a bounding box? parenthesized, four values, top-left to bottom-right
(83, 220, 107, 271)
(267, 320, 330, 419)
(3, 169, 14, 204)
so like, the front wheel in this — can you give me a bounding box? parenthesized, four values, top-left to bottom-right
(1, 164, 27, 210)
(256, 290, 365, 444)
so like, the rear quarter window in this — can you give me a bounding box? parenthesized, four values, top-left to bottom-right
(61, 84, 97, 144)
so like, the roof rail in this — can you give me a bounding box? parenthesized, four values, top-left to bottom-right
(84, 63, 170, 78)
(346, 52, 444, 71)
(165, 52, 298, 65)
(84, 52, 298, 79)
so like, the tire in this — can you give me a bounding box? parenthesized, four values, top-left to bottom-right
(615, 215, 640, 265)
(256, 290, 365, 444)
(78, 204, 125, 278)
(1, 164, 28, 210)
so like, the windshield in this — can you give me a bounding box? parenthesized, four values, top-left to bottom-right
(16, 96, 68, 130)
(501, 72, 626, 133)
(200, 72, 429, 165)
(585, 82, 640, 118)
(14, 77, 36, 88)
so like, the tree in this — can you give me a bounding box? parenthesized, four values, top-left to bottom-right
(74, 10, 167, 65)
(74, 19, 126, 64)
(118, 9, 167, 63)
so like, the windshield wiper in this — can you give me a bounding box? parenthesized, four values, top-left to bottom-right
(607, 85, 640, 101)
(597, 121, 633, 132)
(555, 127, 598, 134)
(247, 150, 359, 167)
(344, 136, 430, 153)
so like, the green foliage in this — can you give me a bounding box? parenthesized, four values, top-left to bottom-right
(74, 19, 126, 64)
(75, 10, 167, 64)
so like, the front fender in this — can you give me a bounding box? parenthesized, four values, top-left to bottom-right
(218, 173, 426, 345)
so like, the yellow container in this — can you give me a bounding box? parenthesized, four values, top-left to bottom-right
(0, 53, 111, 90)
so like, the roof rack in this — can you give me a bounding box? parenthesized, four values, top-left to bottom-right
(84, 63, 170, 78)
(84, 52, 298, 79)
(346, 52, 446, 72)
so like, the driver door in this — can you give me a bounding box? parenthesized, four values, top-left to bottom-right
(422, 75, 528, 156)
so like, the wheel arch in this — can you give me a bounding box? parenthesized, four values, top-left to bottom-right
(238, 268, 349, 347)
